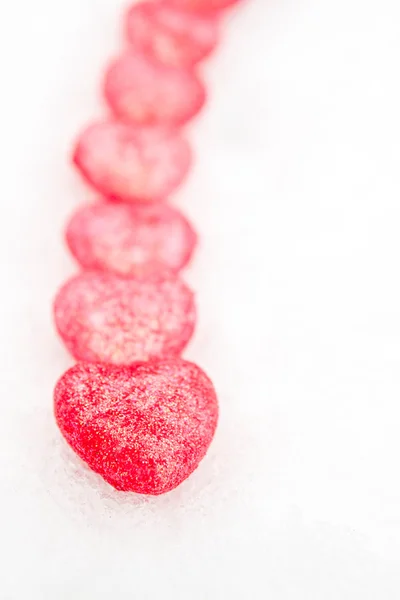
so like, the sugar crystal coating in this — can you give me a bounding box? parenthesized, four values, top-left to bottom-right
(104, 52, 206, 127)
(73, 120, 191, 202)
(54, 360, 218, 494)
(66, 201, 197, 277)
(54, 271, 196, 365)
(126, 2, 219, 68)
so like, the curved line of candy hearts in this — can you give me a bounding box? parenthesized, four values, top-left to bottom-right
(53, 0, 242, 496)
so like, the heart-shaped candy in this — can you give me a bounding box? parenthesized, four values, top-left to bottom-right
(54, 271, 195, 365)
(125, 2, 220, 68)
(104, 52, 206, 127)
(66, 201, 197, 277)
(54, 360, 218, 495)
(73, 120, 191, 202)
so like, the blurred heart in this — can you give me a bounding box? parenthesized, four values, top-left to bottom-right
(73, 120, 191, 202)
(54, 270, 196, 365)
(125, 2, 220, 68)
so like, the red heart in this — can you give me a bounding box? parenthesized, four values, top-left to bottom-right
(54, 360, 218, 495)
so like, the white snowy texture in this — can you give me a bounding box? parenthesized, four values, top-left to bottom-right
(1, 0, 400, 597)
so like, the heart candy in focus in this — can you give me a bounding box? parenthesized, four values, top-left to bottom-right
(54, 360, 219, 495)
(54, 270, 196, 365)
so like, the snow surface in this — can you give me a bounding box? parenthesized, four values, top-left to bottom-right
(1, 0, 400, 597)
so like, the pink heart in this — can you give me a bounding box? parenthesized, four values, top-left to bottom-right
(125, 2, 219, 68)
(73, 120, 191, 202)
(54, 270, 196, 365)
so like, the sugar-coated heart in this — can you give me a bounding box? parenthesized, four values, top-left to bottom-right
(104, 52, 206, 127)
(73, 121, 191, 202)
(126, 2, 219, 68)
(53, 271, 196, 365)
(54, 360, 219, 495)
(66, 201, 197, 277)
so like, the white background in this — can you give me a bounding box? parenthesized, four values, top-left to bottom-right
(1, 0, 400, 597)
